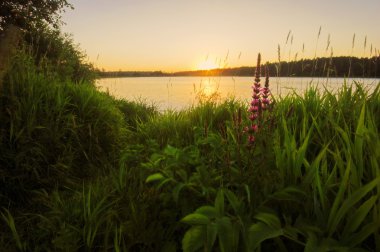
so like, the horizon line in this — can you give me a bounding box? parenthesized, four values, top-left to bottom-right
(98, 54, 380, 73)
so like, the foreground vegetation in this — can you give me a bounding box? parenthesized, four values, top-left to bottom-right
(1, 48, 380, 251)
(2, 1, 379, 251)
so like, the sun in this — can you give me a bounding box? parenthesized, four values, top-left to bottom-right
(197, 60, 218, 71)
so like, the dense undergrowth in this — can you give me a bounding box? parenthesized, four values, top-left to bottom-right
(1, 52, 380, 251)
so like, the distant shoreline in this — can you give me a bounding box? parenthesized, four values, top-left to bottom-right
(97, 56, 380, 78)
(97, 75, 380, 79)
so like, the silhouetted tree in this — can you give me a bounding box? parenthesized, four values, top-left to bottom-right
(0, 0, 72, 32)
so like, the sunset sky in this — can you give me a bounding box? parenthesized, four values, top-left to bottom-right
(61, 0, 380, 72)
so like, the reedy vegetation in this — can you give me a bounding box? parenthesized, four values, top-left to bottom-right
(1, 46, 380, 251)
(2, 0, 378, 251)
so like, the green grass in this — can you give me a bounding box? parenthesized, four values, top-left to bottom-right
(1, 51, 380, 251)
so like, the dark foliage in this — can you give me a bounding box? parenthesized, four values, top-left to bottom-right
(24, 24, 97, 84)
(0, 0, 72, 33)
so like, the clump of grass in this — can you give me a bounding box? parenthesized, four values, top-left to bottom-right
(115, 98, 158, 130)
(0, 50, 127, 209)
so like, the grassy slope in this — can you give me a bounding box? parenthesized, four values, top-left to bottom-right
(1, 54, 380, 251)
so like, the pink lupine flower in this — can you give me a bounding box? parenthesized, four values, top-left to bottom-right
(261, 64, 271, 111)
(245, 54, 272, 146)
(251, 99, 260, 106)
(264, 66, 270, 92)
(249, 113, 258, 121)
(252, 94, 260, 100)
(248, 135, 255, 144)
(250, 124, 258, 133)
(243, 125, 258, 134)
(262, 98, 270, 104)
(246, 53, 262, 144)
(249, 106, 259, 113)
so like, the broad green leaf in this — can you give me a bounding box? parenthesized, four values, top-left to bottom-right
(282, 225, 302, 242)
(172, 183, 186, 203)
(164, 145, 179, 156)
(177, 169, 188, 182)
(231, 221, 241, 251)
(224, 189, 240, 215)
(305, 232, 318, 252)
(254, 212, 281, 230)
(147, 153, 165, 167)
(206, 223, 218, 251)
(145, 173, 165, 183)
(157, 178, 172, 189)
(215, 189, 224, 217)
(216, 217, 235, 252)
(248, 222, 283, 251)
(181, 213, 210, 225)
(305, 234, 349, 252)
(182, 226, 206, 252)
(268, 186, 306, 202)
(195, 206, 217, 219)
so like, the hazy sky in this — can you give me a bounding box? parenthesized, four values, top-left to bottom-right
(61, 0, 380, 72)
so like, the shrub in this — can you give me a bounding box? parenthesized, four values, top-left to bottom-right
(0, 51, 126, 208)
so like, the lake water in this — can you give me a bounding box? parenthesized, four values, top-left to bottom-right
(96, 76, 380, 111)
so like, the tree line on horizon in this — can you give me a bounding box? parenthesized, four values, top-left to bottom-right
(99, 56, 380, 78)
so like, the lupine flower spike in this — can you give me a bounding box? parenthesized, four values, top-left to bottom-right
(245, 53, 262, 145)
(245, 54, 272, 146)
(262, 64, 271, 110)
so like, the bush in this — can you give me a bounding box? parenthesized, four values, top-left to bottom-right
(0, 51, 126, 208)
(24, 24, 97, 84)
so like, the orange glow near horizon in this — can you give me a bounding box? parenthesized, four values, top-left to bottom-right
(197, 60, 219, 71)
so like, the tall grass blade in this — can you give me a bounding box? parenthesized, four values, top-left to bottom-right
(1, 209, 25, 251)
(328, 177, 380, 236)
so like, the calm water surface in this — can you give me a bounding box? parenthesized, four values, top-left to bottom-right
(96, 77, 379, 111)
